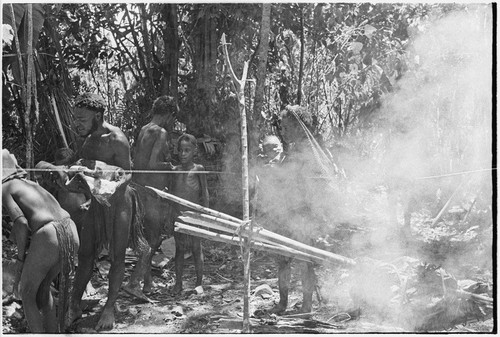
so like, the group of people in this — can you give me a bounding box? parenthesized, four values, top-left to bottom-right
(3, 93, 208, 332)
(3, 93, 324, 332)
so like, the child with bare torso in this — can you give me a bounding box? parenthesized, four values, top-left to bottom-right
(170, 133, 209, 294)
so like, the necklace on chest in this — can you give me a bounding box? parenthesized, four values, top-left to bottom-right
(86, 134, 110, 147)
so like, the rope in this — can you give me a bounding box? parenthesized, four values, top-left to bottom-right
(22, 166, 497, 178)
(415, 168, 496, 180)
(23, 168, 234, 175)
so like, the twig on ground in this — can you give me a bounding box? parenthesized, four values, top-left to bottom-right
(215, 272, 233, 282)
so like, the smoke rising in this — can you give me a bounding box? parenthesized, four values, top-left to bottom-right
(240, 5, 493, 331)
(319, 5, 493, 330)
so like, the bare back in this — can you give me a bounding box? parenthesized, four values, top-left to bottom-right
(80, 122, 131, 170)
(133, 123, 171, 189)
(2, 179, 70, 232)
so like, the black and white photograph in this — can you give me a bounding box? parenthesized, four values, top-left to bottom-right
(1, 2, 495, 333)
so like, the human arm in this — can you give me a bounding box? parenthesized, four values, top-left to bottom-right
(2, 191, 30, 261)
(35, 161, 68, 188)
(197, 165, 210, 208)
(150, 129, 173, 171)
(2, 189, 29, 297)
(107, 130, 133, 183)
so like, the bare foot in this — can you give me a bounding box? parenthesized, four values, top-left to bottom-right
(300, 303, 313, 313)
(95, 307, 115, 331)
(123, 284, 151, 303)
(269, 303, 287, 314)
(143, 281, 157, 294)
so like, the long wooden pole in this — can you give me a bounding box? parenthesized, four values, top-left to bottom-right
(147, 189, 356, 266)
(146, 186, 243, 223)
(51, 94, 69, 148)
(25, 4, 35, 173)
(179, 212, 356, 266)
(221, 32, 252, 332)
(174, 222, 323, 264)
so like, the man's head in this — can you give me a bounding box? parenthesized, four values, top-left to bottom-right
(73, 93, 106, 137)
(177, 133, 197, 165)
(261, 135, 283, 159)
(152, 96, 178, 126)
(54, 148, 75, 166)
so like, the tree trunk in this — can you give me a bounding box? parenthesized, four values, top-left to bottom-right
(187, 5, 218, 134)
(253, 3, 271, 118)
(161, 4, 179, 98)
(297, 6, 305, 105)
(139, 4, 156, 98)
(25, 4, 34, 172)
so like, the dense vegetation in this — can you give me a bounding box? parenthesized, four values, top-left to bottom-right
(2, 3, 489, 161)
(2, 4, 494, 332)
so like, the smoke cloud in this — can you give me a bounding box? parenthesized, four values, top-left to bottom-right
(221, 4, 492, 331)
(318, 5, 493, 330)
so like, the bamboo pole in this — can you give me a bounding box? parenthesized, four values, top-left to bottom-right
(25, 4, 35, 173)
(179, 212, 356, 266)
(430, 180, 464, 227)
(221, 32, 252, 332)
(10, 5, 26, 105)
(146, 186, 243, 223)
(174, 222, 323, 264)
(51, 94, 69, 148)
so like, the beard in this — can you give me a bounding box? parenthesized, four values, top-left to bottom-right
(80, 117, 99, 137)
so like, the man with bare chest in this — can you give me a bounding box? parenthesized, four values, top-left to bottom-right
(124, 96, 177, 299)
(38, 93, 147, 330)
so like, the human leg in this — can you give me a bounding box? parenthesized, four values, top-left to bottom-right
(173, 232, 186, 294)
(20, 225, 59, 332)
(36, 264, 60, 332)
(69, 214, 96, 325)
(300, 262, 316, 313)
(143, 236, 162, 293)
(124, 194, 159, 296)
(123, 240, 150, 300)
(95, 193, 132, 331)
(272, 256, 292, 313)
(191, 237, 204, 287)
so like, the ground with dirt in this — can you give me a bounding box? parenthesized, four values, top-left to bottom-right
(3, 209, 494, 334)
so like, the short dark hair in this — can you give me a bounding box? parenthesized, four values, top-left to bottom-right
(152, 95, 178, 117)
(54, 148, 75, 165)
(177, 133, 197, 150)
(74, 93, 106, 113)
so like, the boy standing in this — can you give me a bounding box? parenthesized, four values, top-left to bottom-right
(170, 133, 209, 294)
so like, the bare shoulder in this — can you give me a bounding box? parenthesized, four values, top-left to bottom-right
(1, 179, 15, 193)
(105, 124, 129, 145)
(193, 163, 205, 171)
(144, 123, 166, 134)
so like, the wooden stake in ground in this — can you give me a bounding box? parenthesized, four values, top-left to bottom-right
(221, 32, 252, 333)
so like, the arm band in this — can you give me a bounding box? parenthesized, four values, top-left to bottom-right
(12, 215, 26, 224)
